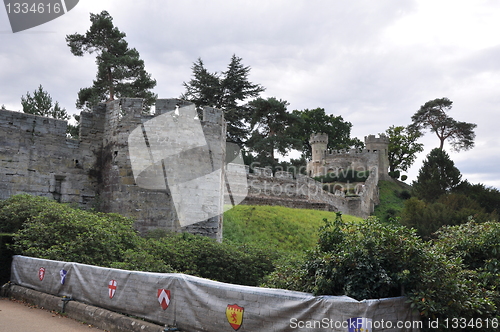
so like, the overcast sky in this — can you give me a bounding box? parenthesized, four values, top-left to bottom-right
(1, 0, 499, 189)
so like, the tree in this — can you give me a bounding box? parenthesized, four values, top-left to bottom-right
(66, 11, 157, 112)
(385, 125, 424, 176)
(21, 84, 69, 120)
(410, 97, 476, 151)
(288, 108, 363, 159)
(246, 97, 302, 166)
(181, 55, 265, 145)
(412, 148, 462, 202)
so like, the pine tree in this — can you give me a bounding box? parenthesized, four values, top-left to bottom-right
(21, 84, 69, 120)
(410, 97, 476, 151)
(412, 148, 462, 202)
(181, 55, 265, 144)
(66, 11, 157, 112)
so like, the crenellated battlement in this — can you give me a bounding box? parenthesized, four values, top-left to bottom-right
(309, 132, 328, 145)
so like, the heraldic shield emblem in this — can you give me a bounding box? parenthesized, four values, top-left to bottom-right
(226, 304, 244, 330)
(38, 267, 45, 281)
(157, 289, 171, 310)
(108, 279, 117, 299)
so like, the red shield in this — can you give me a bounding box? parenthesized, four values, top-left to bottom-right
(226, 304, 244, 330)
(38, 267, 45, 281)
(157, 289, 171, 310)
(108, 279, 117, 299)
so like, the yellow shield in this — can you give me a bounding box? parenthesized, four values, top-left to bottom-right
(226, 304, 244, 330)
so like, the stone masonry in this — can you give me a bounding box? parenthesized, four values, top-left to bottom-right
(0, 102, 389, 233)
(0, 98, 225, 240)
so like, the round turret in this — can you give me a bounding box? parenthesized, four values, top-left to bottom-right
(309, 133, 328, 162)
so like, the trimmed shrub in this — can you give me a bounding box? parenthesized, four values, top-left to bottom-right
(0, 194, 57, 233)
(144, 232, 279, 286)
(263, 216, 498, 331)
(314, 169, 369, 183)
(11, 202, 140, 266)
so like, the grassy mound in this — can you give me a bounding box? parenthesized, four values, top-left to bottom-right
(223, 205, 362, 253)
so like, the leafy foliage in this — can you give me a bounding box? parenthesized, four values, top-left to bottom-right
(11, 202, 139, 266)
(314, 169, 370, 183)
(410, 97, 476, 151)
(0, 194, 57, 233)
(454, 180, 500, 215)
(385, 125, 424, 175)
(400, 193, 496, 240)
(2, 195, 280, 286)
(288, 108, 363, 159)
(141, 232, 278, 286)
(246, 97, 302, 166)
(263, 216, 499, 331)
(66, 11, 157, 111)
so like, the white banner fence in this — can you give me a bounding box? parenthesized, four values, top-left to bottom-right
(10, 255, 420, 331)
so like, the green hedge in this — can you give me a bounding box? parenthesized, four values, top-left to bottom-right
(1, 194, 279, 287)
(262, 216, 500, 331)
(314, 169, 369, 183)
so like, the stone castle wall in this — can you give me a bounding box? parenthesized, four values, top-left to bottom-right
(235, 165, 379, 218)
(0, 109, 99, 206)
(0, 99, 225, 240)
(0, 102, 384, 234)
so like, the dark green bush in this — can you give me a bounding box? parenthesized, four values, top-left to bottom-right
(263, 217, 498, 331)
(314, 169, 369, 183)
(143, 232, 279, 286)
(396, 189, 411, 200)
(11, 203, 139, 267)
(401, 194, 497, 239)
(0, 194, 57, 233)
(3, 195, 279, 286)
(389, 170, 400, 179)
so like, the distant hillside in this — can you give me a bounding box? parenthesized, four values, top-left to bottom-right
(223, 205, 362, 253)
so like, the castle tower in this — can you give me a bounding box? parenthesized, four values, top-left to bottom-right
(365, 134, 390, 180)
(309, 133, 328, 162)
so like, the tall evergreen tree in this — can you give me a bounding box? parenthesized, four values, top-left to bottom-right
(66, 11, 157, 112)
(181, 55, 265, 144)
(412, 148, 462, 202)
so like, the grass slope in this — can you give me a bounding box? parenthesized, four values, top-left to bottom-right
(373, 180, 412, 222)
(223, 205, 362, 253)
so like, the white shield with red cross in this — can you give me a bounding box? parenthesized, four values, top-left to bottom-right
(157, 289, 170, 310)
(108, 279, 117, 299)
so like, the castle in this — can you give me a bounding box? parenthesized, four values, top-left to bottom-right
(0, 99, 390, 238)
(307, 132, 390, 179)
(0, 98, 227, 240)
